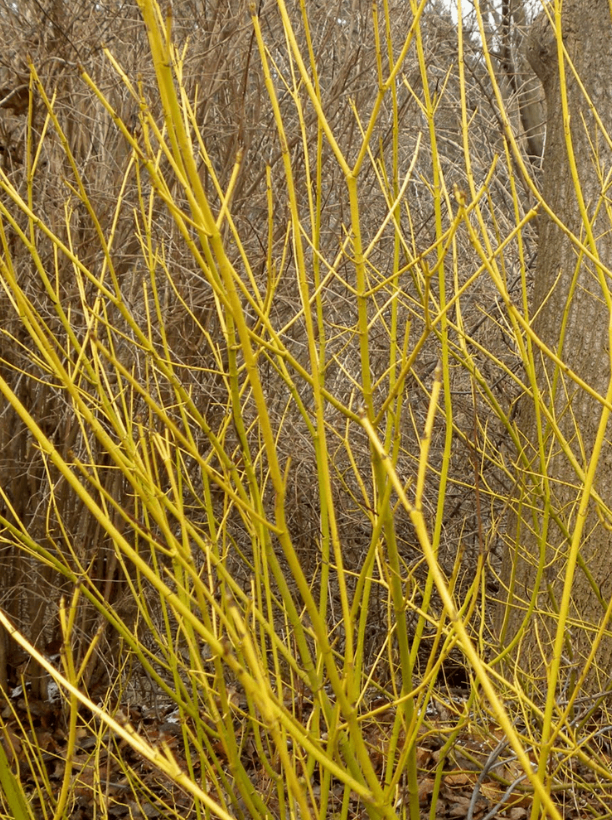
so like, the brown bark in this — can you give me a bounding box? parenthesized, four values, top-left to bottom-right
(501, 0, 545, 164)
(500, 0, 612, 694)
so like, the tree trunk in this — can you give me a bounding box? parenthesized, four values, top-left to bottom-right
(500, 0, 612, 694)
(500, 0, 545, 165)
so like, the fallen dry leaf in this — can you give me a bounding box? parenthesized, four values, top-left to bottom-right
(418, 776, 435, 804)
(444, 771, 473, 788)
(479, 781, 504, 802)
(447, 795, 472, 817)
(416, 745, 433, 767)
